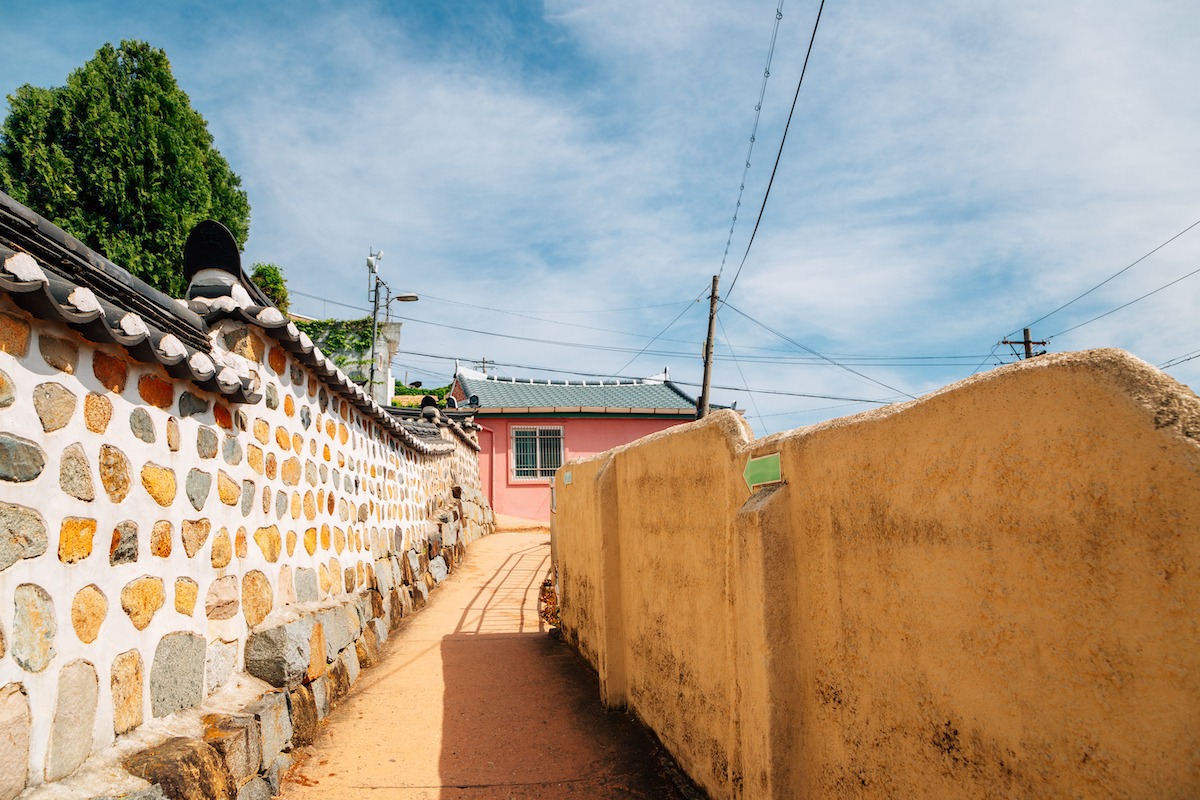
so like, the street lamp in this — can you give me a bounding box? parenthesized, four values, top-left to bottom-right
(366, 248, 418, 403)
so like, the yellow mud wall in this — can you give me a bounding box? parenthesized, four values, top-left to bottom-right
(552, 349, 1200, 799)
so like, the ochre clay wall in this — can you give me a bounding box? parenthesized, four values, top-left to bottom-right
(552, 349, 1200, 799)
(0, 297, 492, 798)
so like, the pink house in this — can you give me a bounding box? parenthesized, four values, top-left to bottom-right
(449, 367, 702, 522)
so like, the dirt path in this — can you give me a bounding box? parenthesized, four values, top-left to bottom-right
(279, 531, 699, 799)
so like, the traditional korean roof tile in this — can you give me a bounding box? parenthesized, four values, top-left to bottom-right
(454, 367, 700, 415)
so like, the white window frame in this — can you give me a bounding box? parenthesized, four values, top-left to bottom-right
(511, 425, 564, 481)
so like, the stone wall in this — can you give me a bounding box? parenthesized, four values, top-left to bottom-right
(0, 296, 493, 799)
(552, 349, 1200, 799)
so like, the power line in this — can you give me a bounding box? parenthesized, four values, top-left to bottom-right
(725, 0, 826, 301)
(609, 283, 709, 376)
(1048, 264, 1200, 339)
(1015, 216, 1200, 336)
(717, 312, 766, 435)
(1158, 347, 1200, 370)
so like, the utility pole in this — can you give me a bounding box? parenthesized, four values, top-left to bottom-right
(477, 357, 489, 376)
(698, 274, 719, 419)
(1001, 328, 1048, 360)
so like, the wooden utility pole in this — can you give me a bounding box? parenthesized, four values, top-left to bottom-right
(698, 274, 719, 418)
(1001, 328, 1048, 359)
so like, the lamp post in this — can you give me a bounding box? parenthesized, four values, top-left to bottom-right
(366, 249, 418, 404)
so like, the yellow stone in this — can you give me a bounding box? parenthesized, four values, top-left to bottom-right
(182, 518, 211, 558)
(338, 424, 349, 445)
(266, 452, 278, 480)
(290, 492, 301, 520)
(320, 524, 331, 551)
(140, 463, 177, 506)
(304, 527, 318, 556)
(235, 527, 248, 558)
(71, 584, 107, 643)
(121, 576, 165, 631)
(247, 444, 264, 475)
(303, 491, 316, 521)
(58, 517, 97, 563)
(175, 577, 198, 615)
(333, 526, 345, 554)
(253, 418, 269, 444)
(308, 623, 327, 680)
(292, 433, 303, 455)
(275, 426, 291, 450)
(84, 393, 113, 433)
(318, 563, 331, 596)
(242, 570, 273, 627)
(280, 457, 301, 486)
(211, 528, 232, 568)
(151, 520, 173, 557)
(286, 529, 297, 556)
(217, 471, 240, 505)
(254, 525, 281, 562)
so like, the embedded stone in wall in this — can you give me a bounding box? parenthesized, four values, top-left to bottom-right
(254, 525, 281, 563)
(310, 675, 329, 720)
(283, 396, 295, 417)
(247, 691, 292, 770)
(242, 570, 273, 628)
(99, 443, 132, 503)
(341, 646, 360, 687)
(130, 407, 156, 443)
(182, 519, 211, 558)
(178, 391, 209, 418)
(203, 714, 260, 784)
(344, 566, 358, 592)
(295, 568, 318, 603)
(150, 632, 205, 717)
(205, 639, 237, 696)
(60, 443, 95, 501)
(138, 374, 174, 410)
(0, 370, 12, 411)
(316, 605, 356, 661)
(247, 444, 264, 475)
(150, 520, 172, 557)
(197, 427, 218, 459)
(235, 527, 248, 558)
(320, 524, 331, 551)
(211, 528, 232, 569)
(92, 351, 127, 392)
(71, 584, 107, 643)
(214, 403, 232, 430)
(39, 335, 79, 374)
(280, 457, 301, 486)
(217, 471, 240, 505)
(110, 520, 138, 564)
(303, 527, 317, 557)
(58, 517, 96, 563)
(84, 392, 112, 433)
(186, 468, 212, 511)
(206, 576, 238, 620)
(0, 502, 47, 570)
(121, 576, 165, 631)
(0, 433, 46, 484)
(265, 452, 277, 479)
(234, 409, 248, 432)
(226, 328, 266, 362)
(430, 555, 448, 584)
(268, 346, 287, 375)
(253, 419, 269, 445)
(307, 621, 326, 681)
(123, 737, 234, 800)
(244, 617, 311, 688)
(45, 659, 98, 781)
(289, 683, 319, 746)
(222, 437, 242, 466)
(175, 577, 199, 615)
(289, 493, 301, 521)
(241, 480, 255, 517)
(0, 682, 31, 800)
(0, 312, 31, 357)
(265, 383, 278, 410)
(111, 649, 143, 734)
(141, 463, 177, 506)
(286, 530, 297, 557)
(355, 621, 381, 669)
(166, 417, 180, 451)
(299, 405, 311, 429)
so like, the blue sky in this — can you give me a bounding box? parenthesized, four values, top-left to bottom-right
(2, 0, 1198, 434)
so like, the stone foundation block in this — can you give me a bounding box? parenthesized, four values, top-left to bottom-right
(0, 683, 31, 800)
(355, 622, 381, 669)
(310, 675, 329, 720)
(315, 606, 354, 662)
(326, 658, 349, 708)
(341, 645, 360, 687)
(150, 632, 205, 718)
(288, 684, 319, 747)
(123, 737, 235, 800)
(244, 618, 311, 688)
(245, 692, 291, 770)
(236, 776, 271, 800)
(265, 753, 292, 795)
(203, 714, 261, 785)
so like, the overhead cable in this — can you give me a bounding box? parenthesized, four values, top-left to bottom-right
(1048, 264, 1200, 339)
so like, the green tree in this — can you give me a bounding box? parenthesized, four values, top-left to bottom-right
(250, 262, 289, 313)
(0, 40, 250, 297)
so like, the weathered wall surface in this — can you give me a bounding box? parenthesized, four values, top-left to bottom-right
(553, 349, 1200, 799)
(0, 296, 492, 798)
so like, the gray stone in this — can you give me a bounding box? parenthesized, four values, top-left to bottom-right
(0, 434, 45, 483)
(0, 368, 13, 409)
(319, 463, 328, 483)
(374, 557, 394, 593)
(205, 639, 238, 696)
(294, 568, 318, 603)
(288, 683, 319, 746)
(33, 382, 76, 432)
(429, 555, 448, 584)
(370, 617, 388, 645)
(129, 408, 156, 443)
(178, 391, 209, 418)
(185, 469, 211, 511)
(341, 646, 360, 687)
(240, 480, 255, 517)
(93, 786, 169, 800)
(197, 427, 218, 459)
(305, 460, 317, 486)
(310, 675, 329, 720)
(45, 659, 98, 781)
(316, 605, 356, 661)
(275, 491, 287, 519)
(234, 409, 248, 432)
(12, 583, 55, 672)
(60, 442, 95, 501)
(204, 714, 260, 784)
(299, 404, 311, 429)
(246, 692, 292, 769)
(222, 436, 242, 466)
(150, 632, 205, 717)
(0, 502, 47, 571)
(265, 753, 292, 795)
(110, 521, 138, 565)
(244, 619, 312, 688)
(0, 682, 31, 800)
(265, 383, 278, 409)
(237, 776, 271, 800)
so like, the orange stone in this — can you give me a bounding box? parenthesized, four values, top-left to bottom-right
(325, 419, 336, 438)
(241, 570, 273, 627)
(292, 433, 303, 454)
(83, 393, 112, 433)
(100, 444, 132, 503)
(174, 578, 199, 615)
(268, 346, 287, 374)
(304, 527, 318, 556)
(121, 576, 165, 630)
(323, 444, 331, 462)
(91, 351, 127, 392)
(265, 452, 278, 480)
(333, 526, 346, 554)
(254, 525, 281, 562)
(235, 527, 248, 558)
(247, 444, 264, 475)
(308, 623, 327, 680)
(281, 457, 301, 486)
(150, 520, 173, 557)
(217, 471, 240, 505)
(307, 374, 318, 397)
(286, 529, 297, 557)
(0, 312, 31, 356)
(181, 519, 211, 558)
(338, 424, 349, 445)
(71, 584, 107, 643)
(137, 374, 174, 409)
(211, 528, 232, 569)
(320, 524, 331, 551)
(253, 419, 269, 444)
(140, 463, 177, 506)
(275, 426, 291, 450)
(213, 404, 232, 430)
(58, 517, 97, 563)
(290, 492, 301, 520)
(303, 491, 316, 521)
(284, 395, 295, 417)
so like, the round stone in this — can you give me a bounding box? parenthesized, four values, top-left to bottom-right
(137, 374, 173, 409)
(0, 434, 46, 483)
(120, 576, 165, 631)
(254, 525, 281, 562)
(217, 471, 240, 505)
(71, 585, 107, 643)
(83, 393, 113, 433)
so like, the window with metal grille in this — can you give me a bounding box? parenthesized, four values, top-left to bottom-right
(511, 426, 563, 480)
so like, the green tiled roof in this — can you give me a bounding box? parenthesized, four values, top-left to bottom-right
(454, 368, 698, 413)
